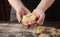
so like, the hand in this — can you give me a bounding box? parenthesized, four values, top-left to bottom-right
(33, 8, 45, 25)
(24, 8, 45, 29)
(16, 7, 31, 28)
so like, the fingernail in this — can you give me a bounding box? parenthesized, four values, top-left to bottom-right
(28, 22, 32, 25)
(24, 23, 28, 25)
(29, 24, 38, 28)
(24, 25, 29, 29)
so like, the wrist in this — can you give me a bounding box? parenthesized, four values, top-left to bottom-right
(16, 6, 25, 12)
(36, 5, 47, 12)
(35, 8, 45, 13)
(16, 7, 22, 12)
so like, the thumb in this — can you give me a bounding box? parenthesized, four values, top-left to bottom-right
(16, 12, 22, 23)
(37, 15, 45, 25)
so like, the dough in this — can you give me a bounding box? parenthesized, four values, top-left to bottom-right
(51, 28, 60, 35)
(22, 13, 36, 24)
(37, 26, 46, 33)
(38, 34, 50, 37)
(58, 29, 60, 35)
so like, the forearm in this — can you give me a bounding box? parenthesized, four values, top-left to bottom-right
(37, 0, 55, 12)
(8, 0, 24, 12)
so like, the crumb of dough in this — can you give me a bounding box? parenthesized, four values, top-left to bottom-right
(22, 13, 36, 24)
(38, 34, 50, 37)
(51, 28, 60, 35)
(37, 26, 46, 33)
(58, 29, 60, 33)
(57, 29, 60, 35)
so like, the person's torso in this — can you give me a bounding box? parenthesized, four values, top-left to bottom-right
(22, 0, 41, 11)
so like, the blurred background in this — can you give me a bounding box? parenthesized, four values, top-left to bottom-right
(0, 0, 11, 21)
(0, 0, 60, 22)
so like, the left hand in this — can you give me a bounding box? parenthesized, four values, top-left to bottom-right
(33, 8, 45, 25)
(29, 8, 45, 28)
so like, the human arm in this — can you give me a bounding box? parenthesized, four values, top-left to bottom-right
(32, 0, 55, 27)
(36, 0, 55, 11)
(8, 0, 31, 23)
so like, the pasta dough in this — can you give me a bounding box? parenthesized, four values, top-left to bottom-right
(22, 13, 36, 24)
(51, 28, 60, 35)
(38, 34, 50, 37)
(37, 26, 46, 33)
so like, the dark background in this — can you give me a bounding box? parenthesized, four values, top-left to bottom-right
(0, 0, 60, 21)
(0, 0, 11, 21)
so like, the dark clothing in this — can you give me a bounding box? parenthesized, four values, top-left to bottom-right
(22, 0, 41, 12)
(22, 0, 56, 21)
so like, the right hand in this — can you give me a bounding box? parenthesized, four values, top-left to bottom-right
(16, 7, 31, 25)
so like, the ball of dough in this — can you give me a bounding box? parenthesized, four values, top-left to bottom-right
(22, 13, 36, 24)
(58, 29, 60, 35)
(51, 28, 60, 35)
(38, 34, 50, 37)
(37, 26, 46, 33)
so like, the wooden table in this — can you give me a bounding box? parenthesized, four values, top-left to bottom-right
(0, 21, 60, 37)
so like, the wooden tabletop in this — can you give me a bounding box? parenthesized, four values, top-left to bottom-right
(0, 21, 60, 37)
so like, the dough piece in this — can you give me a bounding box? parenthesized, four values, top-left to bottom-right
(57, 29, 60, 35)
(58, 29, 60, 33)
(22, 13, 36, 24)
(51, 28, 60, 35)
(37, 26, 46, 33)
(38, 34, 50, 37)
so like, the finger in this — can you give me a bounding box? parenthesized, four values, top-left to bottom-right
(24, 25, 29, 29)
(28, 21, 36, 28)
(16, 12, 22, 23)
(32, 10, 40, 18)
(37, 15, 45, 25)
(29, 23, 38, 28)
(28, 22, 32, 25)
(28, 21, 36, 25)
(23, 23, 29, 29)
(38, 18, 44, 25)
(23, 23, 28, 26)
